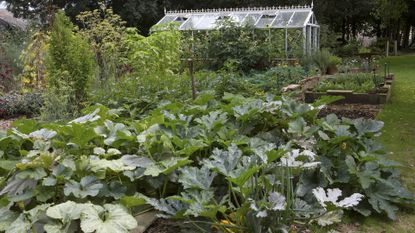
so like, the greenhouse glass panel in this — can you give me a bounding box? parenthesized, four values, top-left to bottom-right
(256, 14, 277, 28)
(158, 16, 177, 25)
(229, 13, 248, 24)
(196, 14, 220, 30)
(180, 15, 204, 30)
(242, 13, 262, 25)
(288, 11, 310, 27)
(155, 4, 320, 54)
(272, 12, 294, 27)
(175, 16, 188, 23)
(215, 14, 233, 27)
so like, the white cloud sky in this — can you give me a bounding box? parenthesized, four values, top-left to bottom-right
(0, 1, 6, 9)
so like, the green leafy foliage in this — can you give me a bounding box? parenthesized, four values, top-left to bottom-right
(196, 66, 307, 98)
(0, 92, 43, 118)
(43, 11, 95, 121)
(76, 8, 127, 85)
(186, 20, 302, 72)
(64, 176, 103, 198)
(80, 204, 137, 233)
(18, 31, 49, 92)
(314, 73, 384, 93)
(0, 93, 412, 232)
(92, 25, 187, 107)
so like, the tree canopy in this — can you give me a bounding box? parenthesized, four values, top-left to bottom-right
(3, 0, 415, 46)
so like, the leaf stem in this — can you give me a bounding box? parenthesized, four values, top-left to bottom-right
(228, 180, 240, 208)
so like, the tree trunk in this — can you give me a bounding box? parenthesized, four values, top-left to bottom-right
(410, 27, 415, 47)
(351, 20, 357, 38)
(342, 18, 346, 43)
(402, 23, 411, 48)
(395, 19, 401, 48)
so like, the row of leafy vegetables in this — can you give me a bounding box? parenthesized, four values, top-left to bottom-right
(0, 92, 413, 233)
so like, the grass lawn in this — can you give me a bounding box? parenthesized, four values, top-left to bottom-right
(341, 55, 415, 233)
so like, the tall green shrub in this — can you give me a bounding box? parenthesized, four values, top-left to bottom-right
(123, 26, 181, 76)
(311, 49, 332, 75)
(90, 25, 186, 106)
(188, 20, 283, 71)
(43, 11, 95, 120)
(76, 8, 127, 85)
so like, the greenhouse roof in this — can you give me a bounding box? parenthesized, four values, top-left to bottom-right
(155, 5, 318, 31)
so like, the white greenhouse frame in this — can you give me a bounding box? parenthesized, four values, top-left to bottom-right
(155, 4, 320, 56)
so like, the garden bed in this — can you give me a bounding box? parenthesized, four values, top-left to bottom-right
(317, 104, 381, 119)
(304, 74, 394, 105)
(144, 219, 182, 233)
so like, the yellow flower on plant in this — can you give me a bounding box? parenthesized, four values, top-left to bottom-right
(215, 220, 237, 233)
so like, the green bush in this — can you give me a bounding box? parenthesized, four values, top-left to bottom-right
(0, 92, 43, 118)
(76, 8, 127, 85)
(314, 73, 383, 93)
(124, 26, 181, 77)
(329, 55, 342, 67)
(196, 66, 306, 97)
(311, 49, 332, 75)
(335, 40, 361, 56)
(43, 11, 95, 120)
(41, 72, 79, 121)
(319, 24, 339, 49)
(91, 72, 190, 111)
(91, 26, 188, 107)
(186, 20, 302, 72)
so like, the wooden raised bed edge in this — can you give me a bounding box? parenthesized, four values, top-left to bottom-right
(304, 74, 394, 105)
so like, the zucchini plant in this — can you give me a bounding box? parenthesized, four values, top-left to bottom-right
(0, 93, 412, 233)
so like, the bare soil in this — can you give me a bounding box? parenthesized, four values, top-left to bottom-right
(144, 219, 183, 233)
(318, 104, 382, 119)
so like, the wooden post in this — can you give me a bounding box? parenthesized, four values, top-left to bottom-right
(387, 63, 390, 76)
(285, 28, 289, 61)
(188, 59, 196, 100)
(386, 41, 390, 57)
(394, 40, 398, 56)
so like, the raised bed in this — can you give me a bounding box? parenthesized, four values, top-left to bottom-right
(304, 74, 394, 105)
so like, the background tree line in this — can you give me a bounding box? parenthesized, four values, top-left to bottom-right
(2, 0, 415, 48)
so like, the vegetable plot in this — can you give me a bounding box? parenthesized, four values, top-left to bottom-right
(314, 73, 385, 93)
(0, 93, 413, 232)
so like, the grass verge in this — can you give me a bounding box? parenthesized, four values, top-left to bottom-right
(342, 55, 415, 233)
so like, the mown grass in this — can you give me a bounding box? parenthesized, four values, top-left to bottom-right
(340, 55, 415, 233)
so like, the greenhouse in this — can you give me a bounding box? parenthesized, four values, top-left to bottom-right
(155, 4, 320, 56)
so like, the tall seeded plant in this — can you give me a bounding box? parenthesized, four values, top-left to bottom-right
(43, 11, 95, 121)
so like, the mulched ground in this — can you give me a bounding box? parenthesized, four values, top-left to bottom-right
(145, 219, 318, 233)
(318, 104, 382, 119)
(144, 219, 197, 233)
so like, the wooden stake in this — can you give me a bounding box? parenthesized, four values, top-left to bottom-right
(386, 41, 390, 57)
(394, 40, 398, 56)
(188, 59, 196, 100)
